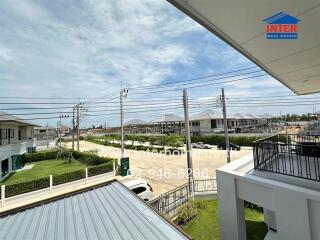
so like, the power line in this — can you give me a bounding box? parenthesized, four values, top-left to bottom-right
(130, 72, 267, 92)
(129, 73, 268, 94)
(227, 103, 320, 107)
(129, 67, 261, 90)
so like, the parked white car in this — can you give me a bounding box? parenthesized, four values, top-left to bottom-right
(122, 178, 155, 202)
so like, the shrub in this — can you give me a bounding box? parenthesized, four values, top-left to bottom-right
(53, 170, 86, 186)
(192, 199, 208, 210)
(23, 149, 116, 166)
(88, 162, 115, 177)
(72, 150, 115, 166)
(5, 177, 50, 198)
(176, 201, 198, 225)
(244, 201, 264, 213)
(191, 134, 271, 147)
(162, 135, 184, 149)
(22, 150, 58, 163)
(86, 138, 165, 153)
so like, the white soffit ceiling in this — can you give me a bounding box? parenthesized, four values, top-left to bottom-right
(168, 0, 320, 95)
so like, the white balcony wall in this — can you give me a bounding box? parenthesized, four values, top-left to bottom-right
(217, 155, 320, 240)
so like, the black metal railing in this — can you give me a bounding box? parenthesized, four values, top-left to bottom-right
(148, 179, 217, 218)
(148, 183, 189, 218)
(253, 134, 320, 181)
(193, 179, 217, 192)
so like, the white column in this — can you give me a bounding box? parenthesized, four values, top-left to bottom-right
(274, 188, 311, 240)
(49, 175, 53, 191)
(1, 185, 5, 207)
(113, 162, 116, 176)
(85, 168, 88, 183)
(217, 171, 246, 240)
(0, 160, 2, 181)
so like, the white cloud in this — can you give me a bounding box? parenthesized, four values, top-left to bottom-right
(0, 0, 201, 99)
(0, 44, 13, 62)
(0, 0, 313, 126)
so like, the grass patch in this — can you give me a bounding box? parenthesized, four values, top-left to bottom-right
(1, 159, 87, 185)
(181, 200, 267, 240)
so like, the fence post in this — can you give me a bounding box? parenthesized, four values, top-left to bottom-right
(159, 193, 163, 213)
(1, 185, 5, 207)
(49, 175, 53, 191)
(85, 168, 88, 184)
(113, 162, 116, 176)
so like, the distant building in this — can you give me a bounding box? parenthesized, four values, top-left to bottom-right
(190, 110, 271, 136)
(120, 112, 272, 136)
(59, 125, 70, 135)
(34, 125, 57, 140)
(0, 112, 38, 180)
(150, 114, 184, 135)
(124, 119, 149, 134)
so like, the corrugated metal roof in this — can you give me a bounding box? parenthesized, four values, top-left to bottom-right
(0, 111, 39, 126)
(244, 113, 258, 119)
(0, 181, 190, 240)
(125, 119, 146, 126)
(191, 110, 223, 120)
(151, 114, 183, 123)
(232, 113, 246, 119)
(191, 111, 265, 120)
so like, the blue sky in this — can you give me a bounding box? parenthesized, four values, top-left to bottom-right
(0, 0, 318, 127)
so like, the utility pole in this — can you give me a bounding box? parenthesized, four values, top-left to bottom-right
(46, 122, 49, 149)
(76, 104, 80, 151)
(72, 106, 75, 150)
(120, 89, 128, 158)
(57, 121, 61, 147)
(221, 88, 231, 163)
(183, 89, 194, 194)
(58, 114, 69, 148)
(120, 91, 124, 158)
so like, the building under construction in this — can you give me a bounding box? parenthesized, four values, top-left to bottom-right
(123, 111, 272, 136)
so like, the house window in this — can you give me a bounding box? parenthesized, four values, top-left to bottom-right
(131, 187, 146, 195)
(1, 158, 9, 177)
(1, 129, 7, 139)
(211, 120, 217, 129)
(9, 129, 14, 138)
(18, 130, 21, 140)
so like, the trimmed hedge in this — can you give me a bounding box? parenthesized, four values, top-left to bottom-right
(86, 134, 185, 147)
(22, 150, 58, 163)
(88, 162, 114, 177)
(53, 170, 86, 186)
(2, 150, 118, 197)
(87, 134, 271, 147)
(72, 150, 115, 166)
(191, 135, 271, 147)
(5, 177, 50, 198)
(86, 139, 165, 153)
(22, 149, 116, 166)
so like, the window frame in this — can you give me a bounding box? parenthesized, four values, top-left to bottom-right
(131, 186, 147, 195)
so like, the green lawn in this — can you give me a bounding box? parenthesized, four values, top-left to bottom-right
(1, 159, 87, 185)
(182, 200, 267, 240)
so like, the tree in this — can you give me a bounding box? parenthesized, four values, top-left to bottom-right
(164, 135, 184, 150)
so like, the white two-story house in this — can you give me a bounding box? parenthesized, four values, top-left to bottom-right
(0, 112, 39, 180)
